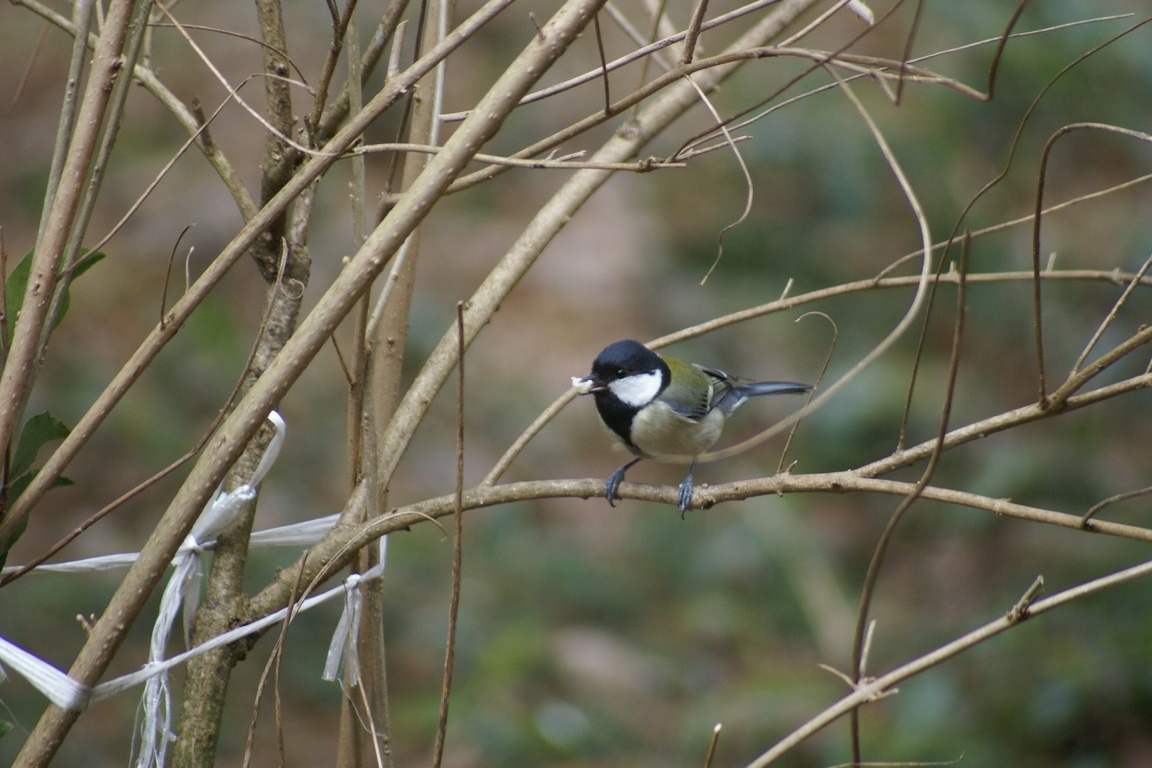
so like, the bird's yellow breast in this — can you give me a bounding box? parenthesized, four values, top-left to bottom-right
(628, 400, 725, 459)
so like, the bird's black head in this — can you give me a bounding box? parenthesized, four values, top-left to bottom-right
(584, 339, 666, 391)
(575, 340, 669, 447)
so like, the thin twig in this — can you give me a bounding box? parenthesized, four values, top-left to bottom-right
(483, 265, 1152, 485)
(777, 0, 866, 48)
(849, 231, 969, 764)
(593, 11, 611, 114)
(316, 0, 413, 144)
(702, 723, 722, 768)
(746, 557, 1152, 767)
(680, 0, 710, 64)
(432, 304, 467, 768)
(0, 0, 137, 547)
(146, 22, 311, 84)
(1033, 122, 1152, 406)
(892, 0, 925, 105)
(686, 76, 752, 285)
(693, 22, 1117, 157)
(350, 141, 683, 170)
(3, 0, 515, 540)
(155, 2, 325, 157)
(1047, 321, 1152, 409)
(11, 3, 54, 106)
(33, 0, 95, 254)
(242, 552, 309, 768)
(85, 76, 253, 259)
(307, 0, 357, 129)
(160, 225, 194, 328)
(1006, 576, 1045, 623)
(1072, 250, 1152, 374)
(438, 0, 783, 121)
(605, 0, 674, 115)
(775, 312, 834, 474)
(1082, 486, 1152, 526)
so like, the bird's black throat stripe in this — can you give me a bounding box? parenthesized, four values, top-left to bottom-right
(592, 391, 640, 454)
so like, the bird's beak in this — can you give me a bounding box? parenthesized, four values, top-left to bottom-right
(571, 375, 605, 395)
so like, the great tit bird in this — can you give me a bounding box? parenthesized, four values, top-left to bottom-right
(573, 339, 810, 514)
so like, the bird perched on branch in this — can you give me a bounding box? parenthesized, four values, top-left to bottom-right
(574, 339, 810, 515)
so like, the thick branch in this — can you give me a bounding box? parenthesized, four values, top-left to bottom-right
(745, 555, 1152, 767)
(856, 372, 1152, 478)
(2, 0, 509, 552)
(11, 1, 527, 763)
(250, 450, 1152, 624)
(372, 0, 825, 494)
(0, 0, 136, 521)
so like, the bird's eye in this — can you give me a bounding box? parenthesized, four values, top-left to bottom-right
(615, 368, 626, 378)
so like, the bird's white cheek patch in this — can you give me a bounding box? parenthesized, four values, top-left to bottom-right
(608, 371, 663, 407)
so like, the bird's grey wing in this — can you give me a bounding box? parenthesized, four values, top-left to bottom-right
(660, 368, 721, 421)
(693, 364, 740, 414)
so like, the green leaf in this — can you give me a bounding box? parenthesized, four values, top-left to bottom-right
(1, 414, 72, 570)
(70, 249, 106, 280)
(12, 411, 70, 479)
(4, 249, 106, 344)
(0, 471, 74, 572)
(52, 250, 106, 335)
(8, 468, 74, 507)
(4, 250, 32, 344)
(0, 514, 24, 572)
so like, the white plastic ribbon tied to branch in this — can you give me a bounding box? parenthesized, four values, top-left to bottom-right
(0, 635, 94, 712)
(0, 513, 340, 579)
(0, 408, 392, 763)
(323, 537, 388, 687)
(136, 411, 286, 768)
(0, 553, 387, 716)
(0, 512, 341, 713)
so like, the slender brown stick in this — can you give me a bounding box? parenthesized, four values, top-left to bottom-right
(0, 0, 134, 505)
(1, 0, 516, 549)
(680, 0, 710, 63)
(432, 303, 467, 768)
(746, 556, 1152, 767)
(849, 233, 969, 764)
(11, 2, 580, 765)
(592, 11, 611, 114)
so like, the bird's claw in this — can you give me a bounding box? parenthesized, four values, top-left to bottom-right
(677, 461, 698, 519)
(604, 458, 641, 508)
(603, 460, 697, 518)
(605, 467, 626, 507)
(677, 477, 693, 518)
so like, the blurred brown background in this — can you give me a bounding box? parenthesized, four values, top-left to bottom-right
(2, 1, 1152, 766)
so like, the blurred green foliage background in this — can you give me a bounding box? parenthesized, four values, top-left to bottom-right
(2, 1, 1152, 766)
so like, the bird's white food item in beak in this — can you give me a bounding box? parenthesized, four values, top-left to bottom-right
(571, 376, 596, 394)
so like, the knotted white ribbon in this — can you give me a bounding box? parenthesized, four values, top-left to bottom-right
(322, 538, 388, 686)
(0, 513, 341, 579)
(136, 411, 285, 768)
(0, 558, 388, 714)
(0, 410, 392, 768)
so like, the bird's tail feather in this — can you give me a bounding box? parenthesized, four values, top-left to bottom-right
(738, 381, 811, 398)
(719, 381, 810, 413)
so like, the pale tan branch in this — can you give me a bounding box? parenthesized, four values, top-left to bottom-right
(745, 555, 1152, 767)
(349, 142, 684, 171)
